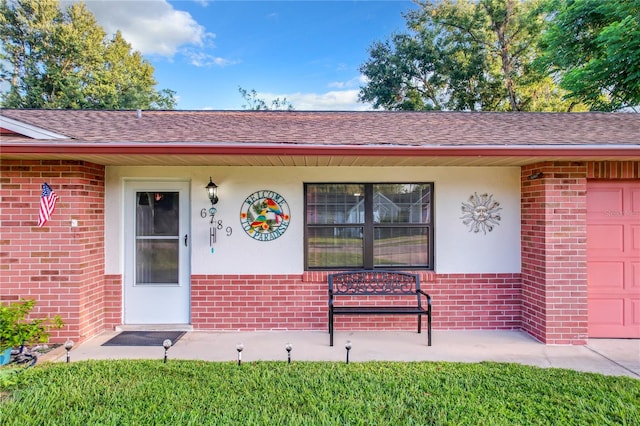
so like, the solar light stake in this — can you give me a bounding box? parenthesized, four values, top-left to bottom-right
(163, 339, 172, 363)
(285, 342, 292, 364)
(345, 340, 352, 364)
(236, 343, 244, 365)
(64, 340, 74, 363)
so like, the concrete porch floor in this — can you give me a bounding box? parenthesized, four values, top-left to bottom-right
(41, 330, 639, 379)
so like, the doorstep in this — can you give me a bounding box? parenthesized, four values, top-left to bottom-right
(115, 324, 194, 332)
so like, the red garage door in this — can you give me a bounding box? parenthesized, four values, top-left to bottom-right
(587, 181, 640, 338)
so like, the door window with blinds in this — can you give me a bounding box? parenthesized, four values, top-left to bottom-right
(135, 191, 180, 284)
(305, 183, 434, 270)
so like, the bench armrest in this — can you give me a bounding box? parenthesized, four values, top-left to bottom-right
(417, 289, 432, 309)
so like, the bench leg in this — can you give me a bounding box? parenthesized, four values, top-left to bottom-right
(417, 314, 422, 334)
(427, 310, 432, 346)
(329, 310, 334, 346)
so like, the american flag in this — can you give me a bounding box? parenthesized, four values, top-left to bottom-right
(38, 182, 59, 227)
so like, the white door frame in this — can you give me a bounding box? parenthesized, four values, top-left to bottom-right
(123, 180, 191, 324)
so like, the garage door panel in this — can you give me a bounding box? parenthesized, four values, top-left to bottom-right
(588, 298, 624, 325)
(587, 187, 623, 213)
(631, 262, 640, 289)
(633, 299, 640, 325)
(588, 261, 624, 289)
(631, 187, 640, 213)
(587, 224, 624, 252)
(588, 298, 640, 338)
(632, 225, 640, 252)
(587, 180, 640, 338)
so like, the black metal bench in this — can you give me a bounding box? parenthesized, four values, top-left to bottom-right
(328, 270, 432, 347)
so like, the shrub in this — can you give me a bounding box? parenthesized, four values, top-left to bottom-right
(0, 299, 64, 351)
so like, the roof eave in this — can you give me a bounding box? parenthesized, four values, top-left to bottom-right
(1, 142, 639, 158)
(0, 116, 69, 139)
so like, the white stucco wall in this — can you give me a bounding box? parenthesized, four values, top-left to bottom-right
(105, 166, 521, 275)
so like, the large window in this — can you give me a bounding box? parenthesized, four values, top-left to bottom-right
(305, 183, 433, 270)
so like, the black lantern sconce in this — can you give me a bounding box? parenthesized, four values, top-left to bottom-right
(205, 177, 219, 205)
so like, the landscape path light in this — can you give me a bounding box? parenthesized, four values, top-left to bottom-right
(285, 342, 292, 364)
(64, 340, 74, 363)
(163, 339, 172, 363)
(236, 343, 244, 365)
(345, 340, 352, 364)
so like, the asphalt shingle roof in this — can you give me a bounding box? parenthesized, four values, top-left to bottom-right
(1, 109, 639, 146)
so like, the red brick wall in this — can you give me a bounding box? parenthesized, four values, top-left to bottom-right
(191, 272, 521, 332)
(0, 160, 105, 344)
(520, 165, 547, 342)
(587, 161, 640, 179)
(191, 274, 326, 330)
(104, 275, 123, 328)
(521, 162, 589, 344)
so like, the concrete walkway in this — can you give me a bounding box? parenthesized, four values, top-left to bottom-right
(42, 330, 639, 379)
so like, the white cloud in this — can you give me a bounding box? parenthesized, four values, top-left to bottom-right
(258, 89, 373, 111)
(328, 75, 366, 90)
(185, 51, 238, 67)
(65, 0, 217, 59)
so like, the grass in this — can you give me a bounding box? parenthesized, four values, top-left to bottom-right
(1, 360, 639, 425)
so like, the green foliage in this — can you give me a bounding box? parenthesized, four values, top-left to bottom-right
(1, 360, 638, 424)
(0, 299, 63, 350)
(239, 86, 294, 111)
(359, 0, 582, 111)
(0, 0, 176, 109)
(539, 0, 640, 111)
(0, 367, 22, 387)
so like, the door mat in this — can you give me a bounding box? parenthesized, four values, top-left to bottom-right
(102, 331, 185, 347)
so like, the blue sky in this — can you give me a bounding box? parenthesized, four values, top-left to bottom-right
(76, 0, 417, 110)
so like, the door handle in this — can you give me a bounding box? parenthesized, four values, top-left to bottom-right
(184, 234, 188, 246)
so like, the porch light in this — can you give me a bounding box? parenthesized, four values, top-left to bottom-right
(236, 343, 244, 365)
(163, 339, 172, 363)
(205, 177, 219, 205)
(527, 172, 543, 180)
(345, 340, 352, 364)
(285, 342, 292, 364)
(64, 340, 74, 363)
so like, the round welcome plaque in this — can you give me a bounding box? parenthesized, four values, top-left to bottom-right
(239, 190, 291, 241)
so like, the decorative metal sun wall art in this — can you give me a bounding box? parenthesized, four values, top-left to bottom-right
(460, 192, 502, 234)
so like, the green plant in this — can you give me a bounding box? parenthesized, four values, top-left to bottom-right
(0, 299, 64, 351)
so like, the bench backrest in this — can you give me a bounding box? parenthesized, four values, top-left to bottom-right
(329, 271, 420, 296)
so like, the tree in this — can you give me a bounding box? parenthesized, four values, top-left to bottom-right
(238, 86, 294, 111)
(359, 0, 581, 111)
(539, 0, 640, 111)
(0, 0, 175, 109)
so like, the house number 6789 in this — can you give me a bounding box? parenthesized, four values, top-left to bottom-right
(208, 219, 233, 248)
(201, 207, 217, 223)
(216, 220, 233, 236)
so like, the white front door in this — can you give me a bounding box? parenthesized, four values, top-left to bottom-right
(124, 181, 190, 324)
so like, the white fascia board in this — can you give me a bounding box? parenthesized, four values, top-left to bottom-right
(0, 116, 68, 140)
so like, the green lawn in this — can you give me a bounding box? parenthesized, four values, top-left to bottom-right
(1, 360, 638, 425)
